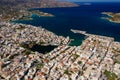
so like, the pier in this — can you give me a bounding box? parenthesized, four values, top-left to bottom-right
(71, 29, 114, 41)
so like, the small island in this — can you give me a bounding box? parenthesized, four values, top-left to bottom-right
(102, 12, 120, 23)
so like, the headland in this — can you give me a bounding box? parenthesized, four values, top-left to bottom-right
(0, 0, 78, 21)
(102, 12, 120, 23)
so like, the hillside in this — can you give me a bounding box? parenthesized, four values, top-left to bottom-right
(0, 0, 78, 21)
(0, 0, 78, 8)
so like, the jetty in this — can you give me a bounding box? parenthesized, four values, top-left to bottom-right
(71, 29, 114, 41)
(71, 29, 87, 35)
(71, 29, 94, 36)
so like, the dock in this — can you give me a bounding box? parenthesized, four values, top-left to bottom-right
(71, 29, 87, 35)
(71, 29, 114, 41)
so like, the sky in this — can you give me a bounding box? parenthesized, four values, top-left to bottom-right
(59, 0, 120, 2)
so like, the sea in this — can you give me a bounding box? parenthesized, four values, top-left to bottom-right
(14, 2, 120, 46)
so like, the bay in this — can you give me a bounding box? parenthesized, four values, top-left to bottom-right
(14, 2, 120, 46)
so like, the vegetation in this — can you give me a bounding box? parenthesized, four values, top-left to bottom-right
(0, 53, 4, 58)
(77, 61, 82, 65)
(20, 41, 37, 48)
(112, 48, 120, 53)
(20, 42, 29, 49)
(113, 54, 120, 64)
(72, 53, 79, 59)
(71, 53, 79, 62)
(20, 42, 37, 55)
(64, 69, 70, 75)
(36, 63, 43, 69)
(28, 41, 36, 48)
(113, 58, 120, 64)
(17, 25, 25, 30)
(104, 70, 118, 80)
(23, 49, 32, 55)
(69, 77, 72, 80)
(9, 54, 19, 60)
(38, 41, 45, 45)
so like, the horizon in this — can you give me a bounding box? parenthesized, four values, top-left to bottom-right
(58, 0, 120, 2)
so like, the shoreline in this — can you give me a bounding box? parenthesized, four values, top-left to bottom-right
(0, 0, 78, 22)
(1, 23, 120, 79)
(1, 3, 120, 79)
(10, 10, 55, 21)
(101, 12, 120, 23)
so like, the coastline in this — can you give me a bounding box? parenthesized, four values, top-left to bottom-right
(1, 22, 120, 79)
(10, 10, 55, 21)
(101, 12, 120, 23)
(0, 0, 78, 22)
(1, 2, 120, 80)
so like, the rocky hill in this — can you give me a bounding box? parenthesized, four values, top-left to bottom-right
(0, 0, 78, 8)
(0, 0, 78, 21)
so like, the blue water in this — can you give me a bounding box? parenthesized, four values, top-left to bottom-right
(14, 2, 120, 46)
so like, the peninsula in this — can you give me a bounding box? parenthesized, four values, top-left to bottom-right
(102, 12, 120, 23)
(10, 10, 54, 21)
(0, 0, 78, 21)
